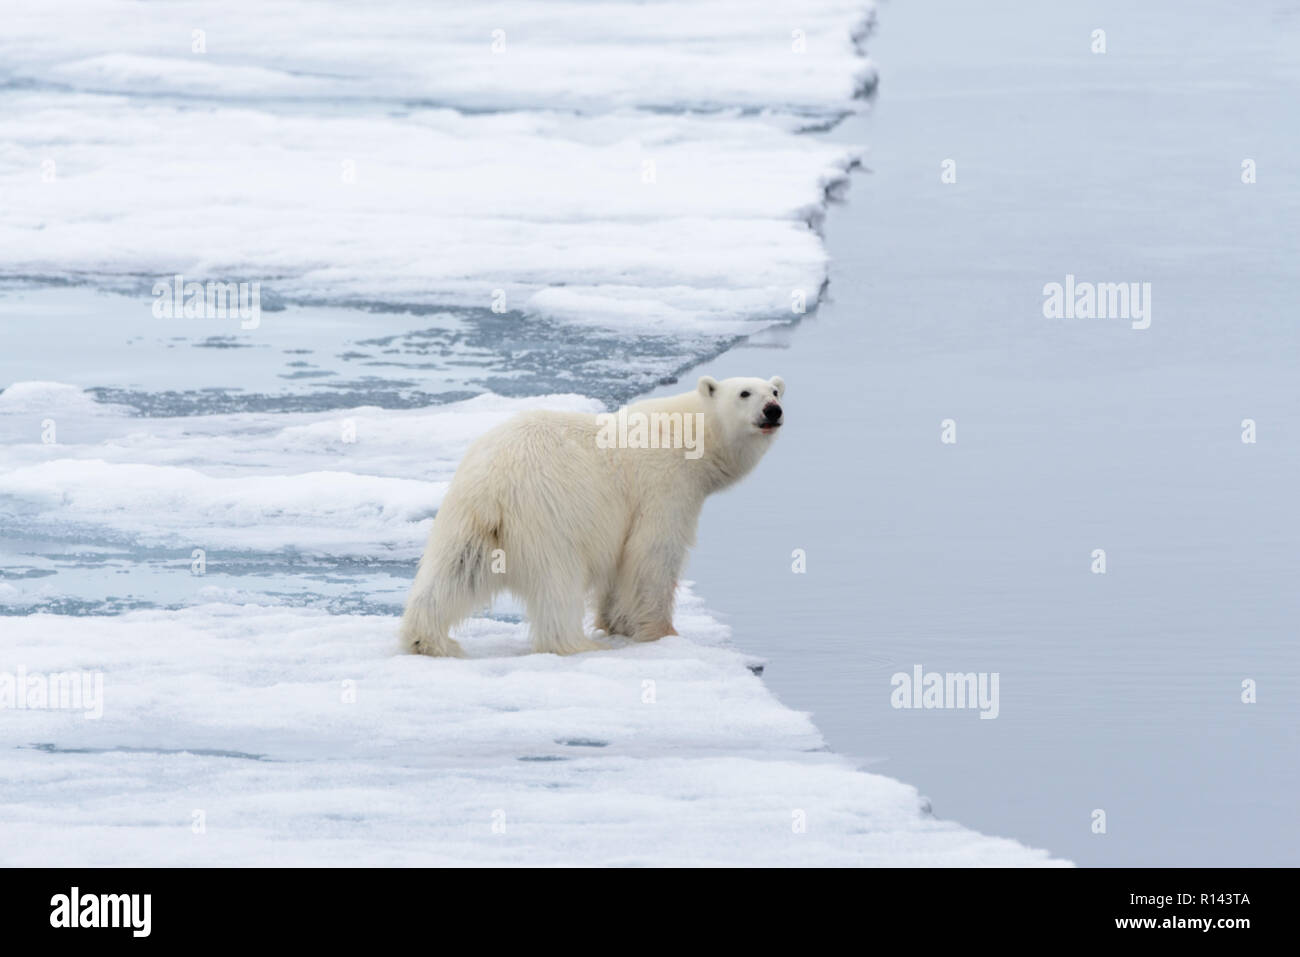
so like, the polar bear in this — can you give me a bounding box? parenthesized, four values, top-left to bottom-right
(400, 375, 785, 657)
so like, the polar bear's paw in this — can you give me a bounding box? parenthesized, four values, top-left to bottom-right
(628, 623, 677, 642)
(408, 635, 468, 658)
(540, 634, 608, 656)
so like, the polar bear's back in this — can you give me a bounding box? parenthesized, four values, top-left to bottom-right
(459, 409, 604, 482)
(444, 410, 629, 577)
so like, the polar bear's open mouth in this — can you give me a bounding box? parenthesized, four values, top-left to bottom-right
(758, 422, 781, 434)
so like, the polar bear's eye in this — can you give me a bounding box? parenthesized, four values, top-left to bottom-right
(739, 391, 751, 398)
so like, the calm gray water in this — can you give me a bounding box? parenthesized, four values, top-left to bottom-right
(672, 0, 1300, 866)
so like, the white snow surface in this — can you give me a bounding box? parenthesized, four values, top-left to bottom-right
(1, 597, 1062, 867)
(4, 0, 876, 112)
(0, 387, 591, 555)
(0, 0, 871, 334)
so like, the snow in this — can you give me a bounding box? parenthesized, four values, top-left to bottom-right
(3, 95, 855, 335)
(2, 1, 875, 112)
(1, 0, 869, 337)
(0, 597, 1061, 866)
(0, 389, 600, 554)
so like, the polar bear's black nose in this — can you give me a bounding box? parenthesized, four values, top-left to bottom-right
(763, 403, 783, 423)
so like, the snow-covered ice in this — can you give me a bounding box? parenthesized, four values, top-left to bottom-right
(1, 0, 870, 337)
(1, 596, 1062, 866)
(2, 0, 876, 113)
(2, 97, 857, 335)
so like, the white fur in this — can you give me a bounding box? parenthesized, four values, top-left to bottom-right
(400, 375, 786, 656)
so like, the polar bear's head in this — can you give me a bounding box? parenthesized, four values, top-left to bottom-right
(697, 375, 785, 442)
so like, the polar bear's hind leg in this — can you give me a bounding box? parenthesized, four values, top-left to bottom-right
(400, 517, 499, 658)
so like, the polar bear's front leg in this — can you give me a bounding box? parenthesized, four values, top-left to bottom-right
(610, 519, 690, 643)
(525, 566, 605, 655)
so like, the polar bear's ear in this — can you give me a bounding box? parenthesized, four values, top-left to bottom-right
(770, 376, 786, 397)
(697, 376, 719, 399)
